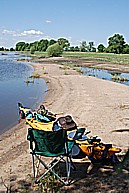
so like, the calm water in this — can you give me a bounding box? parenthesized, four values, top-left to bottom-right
(81, 67, 129, 86)
(0, 52, 47, 134)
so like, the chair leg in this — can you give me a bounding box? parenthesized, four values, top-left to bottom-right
(33, 154, 71, 185)
(35, 157, 40, 177)
(66, 156, 70, 184)
(32, 153, 41, 182)
(69, 156, 76, 171)
(35, 155, 63, 183)
(32, 154, 36, 181)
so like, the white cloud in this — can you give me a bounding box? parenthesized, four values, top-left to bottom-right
(13, 29, 43, 37)
(0, 29, 44, 48)
(1, 29, 16, 35)
(1, 29, 43, 37)
(45, 20, 52, 23)
(44, 35, 51, 39)
(23, 29, 43, 35)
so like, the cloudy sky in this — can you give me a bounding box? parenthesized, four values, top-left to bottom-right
(0, 0, 129, 48)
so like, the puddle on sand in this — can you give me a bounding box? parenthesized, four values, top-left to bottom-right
(80, 67, 129, 86)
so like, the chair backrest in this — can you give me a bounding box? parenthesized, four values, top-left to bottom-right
(27, 128, 67, 156)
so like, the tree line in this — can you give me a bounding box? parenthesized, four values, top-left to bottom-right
(0, 34, 129, 55)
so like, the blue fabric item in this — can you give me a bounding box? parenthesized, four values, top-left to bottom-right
(36, 113, 50, 122)
(26, 114, 33, 119)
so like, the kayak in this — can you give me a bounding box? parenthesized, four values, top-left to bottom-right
(18, 102, 56, 122)
(26, 118, 54, 131)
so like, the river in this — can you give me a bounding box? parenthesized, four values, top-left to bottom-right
(0, 52, 47, 134)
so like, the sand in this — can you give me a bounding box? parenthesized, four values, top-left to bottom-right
(0, 58, 129, 192)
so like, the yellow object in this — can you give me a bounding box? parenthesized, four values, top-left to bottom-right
(67, 130, 121, 157)
(79, 142, 121, 157)
(26, 118, 54, 131)
(26, 118, 122, 158)
(20, 107, 31, 114)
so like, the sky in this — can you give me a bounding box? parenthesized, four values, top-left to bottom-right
(0, 0, 129, 49)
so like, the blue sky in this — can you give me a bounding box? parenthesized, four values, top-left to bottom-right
(0, 0, 129, 48)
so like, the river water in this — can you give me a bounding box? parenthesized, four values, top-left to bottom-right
(0, 52, 47, 134)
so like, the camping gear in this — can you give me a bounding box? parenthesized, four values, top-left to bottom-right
(18, 102, 57, 122)
(68, 129, 121, 165)
(26, 114, 77, 132)
(80, 142, 121, 165)
(18, 102, 122, 166)
(27, 127, 75, 185)
(56, 115, 77, 131)
(26, 114, 121, 166)
(34, 113, 50, 123)
(37, 104, 56, 122)
(26, 118, 54, 131)
(18, 102, 33, 119)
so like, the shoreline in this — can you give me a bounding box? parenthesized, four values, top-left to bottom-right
(0, 58, 129, 191)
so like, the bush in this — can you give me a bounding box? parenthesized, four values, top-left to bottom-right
(46, 43, 63, 57)
(30, 46, 36, 54)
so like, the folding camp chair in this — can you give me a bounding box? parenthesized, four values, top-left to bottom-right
(27, 127, 75, 185)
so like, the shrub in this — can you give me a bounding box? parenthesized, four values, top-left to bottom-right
(46, 43, 63, 57)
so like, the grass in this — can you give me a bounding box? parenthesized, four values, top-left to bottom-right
(1, 168, 62, 192)
(62, 52, 129, 66)
(25, 79, 34, 84)
(33, 51, 129, 66)
(74, 67, 84, 73)
(33, 51, 47, 58)
(29, 73, 41, 78)
(112, 75, 128, 82)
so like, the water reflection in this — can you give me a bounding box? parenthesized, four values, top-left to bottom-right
(81, 67, 129, 86)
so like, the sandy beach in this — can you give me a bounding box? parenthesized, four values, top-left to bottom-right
(0, 58, 129, 192)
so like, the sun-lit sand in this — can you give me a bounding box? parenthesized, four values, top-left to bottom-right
(0, 58, 129, 191)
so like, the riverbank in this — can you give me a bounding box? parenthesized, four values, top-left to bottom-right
(0, 57, 129, 192)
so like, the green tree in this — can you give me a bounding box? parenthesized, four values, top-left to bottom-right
(24, 43, 30, 51)
(33, 41, 39, 51)
(69, 46, 75, 51)
(0, 47, 5, 51)
(48, 39, 57, 46)
(87, 41, 96, 52)
(15, 42, 26, 51)
(46, 43, 63, 57)
(38, 39, 49, 51)
(97, 44, 106, 52)
(57, 38, 70, 50)
(80, 41, 87, 52)
(10, 47, 15, 51)
(87, 41, 93, 52)
(5, 48, 9, 51)
(69, 46, 80, 52)
(30, 46, 36, 54)
(106, 34, 126, 54)
(123, 44, 129, 54)
(74, 46, 80, 52)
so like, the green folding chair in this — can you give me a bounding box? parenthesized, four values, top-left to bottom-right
(27, 127, 75, 185)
